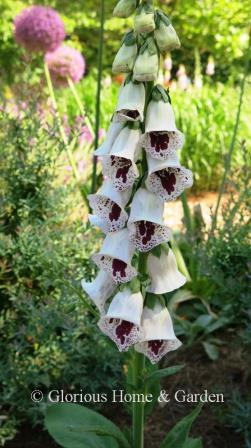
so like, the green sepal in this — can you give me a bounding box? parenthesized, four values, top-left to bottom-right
(139, 37, 157, 56)
(150, 244, 162, 258)
(136, 2, 154, 16)
(124, 73, 142, 86)
(129, 276, 141, 293)
(155, 10, 171, 29)
(126, 120, 142, 130)
(123, 30, 137, 46)
(151, 84, 171, 103)
(145, 293, 166, 309)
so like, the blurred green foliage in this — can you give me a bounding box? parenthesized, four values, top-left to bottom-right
(0, 0, 250, 83)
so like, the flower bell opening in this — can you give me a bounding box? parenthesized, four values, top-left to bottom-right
(88, 196, 128, 232)
(142, 131, 184, 159)
(136, 338, 181, 363)
(129, 220, 171, 252)
(92, 255, 137, 283)
(99, 318, 141, 351)
(146, 166, 193, 201)
(103, 156, 139, 191)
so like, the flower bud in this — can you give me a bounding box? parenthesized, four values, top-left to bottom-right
(114, 80, 145, 122)
(133, 38, 159, 82)
(146, 152, 193, 201)
(134, 4, 155, 34)
(112, 32, 137, 73)
(92, 228, 137, 283)
(102, 126, 142, 191)
(135, 302, 181, 363)
(88, 180, 131, 233)
(141, 99, 184, 159)
(81, 270, 116, 313)
(128, 188, 171, 252)
(147, 248, 186, 294)
(98, 288, 143, 351)
(154, 11, 180, 53)
(113, 0, 136, 18)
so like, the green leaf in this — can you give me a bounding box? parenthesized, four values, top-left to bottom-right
(202, 341, 219, 361)
(145, 364, 185, 384)
(124, 31, 136, 46)
(168, 289, 197, 312)
(160, 402, 203, 448)
(150, 244, 162, 258)
(45, 403, 130, 448)
(186, 437, 203, 448)
(145, 293, 165, 310)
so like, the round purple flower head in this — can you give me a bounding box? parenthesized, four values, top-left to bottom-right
(14, 6, 65, 53)
(45, 46, 86, 88)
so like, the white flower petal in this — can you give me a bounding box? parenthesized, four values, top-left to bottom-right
(147, 248, 186, 294)
(133, 50, 158, 82)
(135, 303, 181, 363)
(112, 43, 137, 73)
(114, 81, 145, 122)
(134, 9, 155, 34)
(81, 270, 116, 313)
(110, 126, 142, 161)
(102, 156, 139, 191)
(155, 23, 180, 53)
(88, 214, 109, 233)
(94, 121, 124, 156)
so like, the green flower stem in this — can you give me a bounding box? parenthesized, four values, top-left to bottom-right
(91, 0, 105, 194)
(67, 77, 95, 139)
(132, 350, 145, 448)
(211, 29, 250, 234)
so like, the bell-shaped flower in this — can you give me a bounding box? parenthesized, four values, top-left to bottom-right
(154, 11, 180, 53)
(98, 287, 143, 351)
(113, 0, 136, 18)
(92, 228, 137, 283)
(88, 180, 131, 233)
(88, 214, 108, 233)
(128, 188, 171, 252)
(94, 121, 124, 156)
(102, 125, 141, 191)
(81, 270, 117, 313)
(146, 151, 193, 201)
(134, 4, 155, 34)
(112, 31, 137, 73)
(114, 80, 145, 122)
(141, 99, 184, 159)
(147, 248, 186, 294)
(133, 38, 158, 82)
(135, 302, 181, 363)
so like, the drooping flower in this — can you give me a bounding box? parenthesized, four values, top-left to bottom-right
(146, 151, 193, 201)
(88, 214, 109, 233)
(154, 11, 180, 53)
(206, 55, 215, 76)
(14, 6, 65, 53)
(128, 188, 171, 252)
(147, 248, 186, 294)
(45, 46, 85, 88)
(135, 302, 181, 363)
(98, 288, 143, 351)
(112, 31, 137, 73)
(88, 180, 131, 232)
(81, 270, 117, 313)
(113, 0, 136, 18)
(95, 121, 124, 156)
(141, 94, 184, 159)
(102, 126, 142, 191)
(114, 80, 145, 122)
(92, 228, 137, 283)
(176, 64, 190, 90)
(134, 3, 155, 34)
(133, 38, 159, 82)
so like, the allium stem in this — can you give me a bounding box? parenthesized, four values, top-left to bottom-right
(91, 0, 105, 193)
(67, 77, 95, 139)
(132, 350, 145, 448)
(44, 62, 89, 205)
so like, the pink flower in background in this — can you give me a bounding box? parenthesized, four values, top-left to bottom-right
(45, 46, 85, 88)
(14, 6, 65, 53)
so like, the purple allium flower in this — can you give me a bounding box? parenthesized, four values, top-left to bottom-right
(45, 45, 85, 88)
(14, 6, 65, 53)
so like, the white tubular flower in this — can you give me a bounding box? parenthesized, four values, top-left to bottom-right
(94, 121, 124, 156)
(147, 248, 186, 294)
(98, 288, 143, 351)
(102, 126, 141, 191)
(133, 38, 159, 82)
(154, 11, 180, 53)
(135, 303, 181, 363)
(112, 31, 137, 73)
(88, 180, 131, 233)
(146, 151, 193, 201)
(88, 214, 108, 233)
(113, 0, 136, 18)
(128, 188, 171, 252)
(92, 228, 137, 283)
(114, 80, 145, 122)
(81, 270, 116, 313)
(141, 98, 184, 159)
(134, 4, 155, 34)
